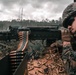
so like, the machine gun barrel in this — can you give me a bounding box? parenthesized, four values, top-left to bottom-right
(0, 26, 62, 41)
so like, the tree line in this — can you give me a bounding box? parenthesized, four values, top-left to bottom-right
(0, 18, 62, 30)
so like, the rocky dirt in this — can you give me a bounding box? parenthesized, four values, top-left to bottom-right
(0, 40, 19, 59)
(27, 46, 68, 75)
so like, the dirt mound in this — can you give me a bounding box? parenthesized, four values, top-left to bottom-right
(27, 48, 67, 75)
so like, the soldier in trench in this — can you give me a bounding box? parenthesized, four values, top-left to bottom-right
(50, 2, 76, 75)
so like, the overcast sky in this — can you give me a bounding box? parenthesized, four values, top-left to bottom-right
(0, 0, 73, 21)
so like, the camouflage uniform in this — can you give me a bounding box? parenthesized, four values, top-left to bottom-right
(62, 2, 76, 75)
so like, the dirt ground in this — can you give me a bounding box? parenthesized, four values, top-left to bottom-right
(27, 47, 68, 75)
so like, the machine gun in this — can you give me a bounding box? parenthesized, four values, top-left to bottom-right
(0, 26, 65, 75)
(0, 26, 61, 44)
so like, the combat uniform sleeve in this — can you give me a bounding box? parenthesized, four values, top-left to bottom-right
(62, 44, 76, 61)
(62, 44, 72, 59)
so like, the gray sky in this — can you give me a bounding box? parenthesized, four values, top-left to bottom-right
(0, 0, 73, 21)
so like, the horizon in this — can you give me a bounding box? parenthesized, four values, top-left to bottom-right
(0, 0, 73, 21)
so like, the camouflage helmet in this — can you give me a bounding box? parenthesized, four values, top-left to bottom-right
(62, 2, 76, 28)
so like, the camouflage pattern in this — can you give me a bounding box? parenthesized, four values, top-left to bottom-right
(62, 45, 76, 75)
(50, 41, 76, 74)
(27, 40, 45, 59)
(62, 2, 76, 28)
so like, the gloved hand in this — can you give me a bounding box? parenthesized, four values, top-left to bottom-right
(61, 29, 72, 42)
(50, 41, 63, 54)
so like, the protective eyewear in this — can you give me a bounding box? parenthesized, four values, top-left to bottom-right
(66, 17, 75, 27)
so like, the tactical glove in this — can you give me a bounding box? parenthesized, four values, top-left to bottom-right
(50, 41, 63, 54)
(61, 29, 72, 42)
